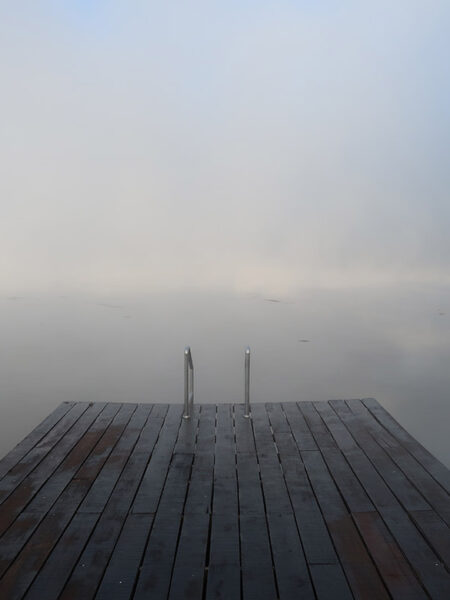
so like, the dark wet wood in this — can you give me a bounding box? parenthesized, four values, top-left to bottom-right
(0, 402, 75, 480)
(0, 399, 449, 599)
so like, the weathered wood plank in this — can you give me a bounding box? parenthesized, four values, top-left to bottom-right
(0, 402, 91, 502)
(173, 405, 199, 455)
(207, 513, 240, 571)
(195, 404, 216, 455)
(362, 398, 450, 493)
(0, 480, 92, 599)
(0, 399, 448, 600)
(251, 404, 293, 515)
(134, 512, 181, 599)
(0, 402, 105, 537)
(0, 512, 42, 579)
(265, 402, 291, 433)
(212, 403, 238, 516)
(212, 474, 238, 516)
(104, 406, 167, 516)
(381, 505, 450, 600)
(324, 401, 450, 599)
(410, 510, 450, 569)
(236, 453, 265, 516)
(207, 404, 241, 599)
(298, 401, 337, 448)
(301, 450, 390, 599)
(0, 403, 133, 580)
(333, 399, 450, 557)
(95, 513, 154, 600)
(206, 564, 241, 600)
(314, 434, 429, 597)
(0, 402, 75, 480)
(282, 402, 317, 450)
(235, 404, 256, 454)
(353, 511, 428, 600)
(277, 406, 342, 568)
(213, 404, 235, 479)
(184, 453, 214, 515)
(184, 403, 215, 515)
(240, 514, 278, 600)
(58, 405, 165, 600)
(133, 408, 193, 596)
(23, 512, 99, 600)
(156, 452, 193, 515)
(132, 404, 183, 514)
(251, 404, 278, 462)
(309, 564, 354, 600)
(271, 432, 340, 566)
(25, 402, 121, 513)
(313, 401, 359, 452)
(78, 404, 152, 514)
(319, 446, 375, 513)
(168, 512, 210, 599)
(349, 399, 450, 524)
(266, 512, 315, 600)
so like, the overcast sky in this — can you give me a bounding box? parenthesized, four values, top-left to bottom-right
(1, 1, 449, 296)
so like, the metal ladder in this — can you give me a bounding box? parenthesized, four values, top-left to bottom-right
(183, 346, 251, 419)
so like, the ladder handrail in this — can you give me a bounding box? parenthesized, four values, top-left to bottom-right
(244, 346, 251, 417)
(183, 346, 250, 419)
(183, 346, 194, 419)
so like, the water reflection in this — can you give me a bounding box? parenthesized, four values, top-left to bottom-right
(1, 285, 449, 466)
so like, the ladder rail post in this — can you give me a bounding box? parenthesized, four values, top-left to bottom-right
(183, 346, 194, 419)
(244, 346, 251, 418)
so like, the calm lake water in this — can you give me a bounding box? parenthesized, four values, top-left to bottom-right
(1, 284, 449, 467)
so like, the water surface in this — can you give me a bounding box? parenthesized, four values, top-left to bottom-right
(1, 285, 449, 466)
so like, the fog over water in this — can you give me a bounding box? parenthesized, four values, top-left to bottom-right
(1, 2, 449, 465)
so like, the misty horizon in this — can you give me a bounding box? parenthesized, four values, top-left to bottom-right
(1, 2, 449, 467)
(1, 1, 450, 296)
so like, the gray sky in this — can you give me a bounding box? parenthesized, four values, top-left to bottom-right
(1, 1, 449, 295)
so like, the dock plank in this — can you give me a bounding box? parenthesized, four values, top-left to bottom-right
(0, 399, 448, 600)
(133, 512, 181, 599)
(266, 512, 315, 599)
(321, 401, 450, 599)
(0, 402, 75, 480)
(362, 398, 450, 493)
(0, 479, 92, 599)
(282, 402, 317, 450)
(332, 399, 450, 557)
(78, 404, 152, 514)
(23, 512, 99, 600)
(240, 514, 278, 600)
(0, 403, 133, 579)
(0, 402, 105, 537)
(271, 452, 341, 566)
(301, 450, 390, 599)
(94, 513, 154, 600)
(353, 511, 428, 600)
(0, 402, 91, 503)
(309, 405, 428, 598)
(168, 512, 210, 599)
(59, 405, 164, 600)
(25, 402, 122, 513)
(207, 405, 240, 599)
(251, 404, 293, 514)
(132, 404, 183, 514)
(348, 399, 450, 524)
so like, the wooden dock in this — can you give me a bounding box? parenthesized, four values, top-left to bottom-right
(0, 399, 449, 599)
